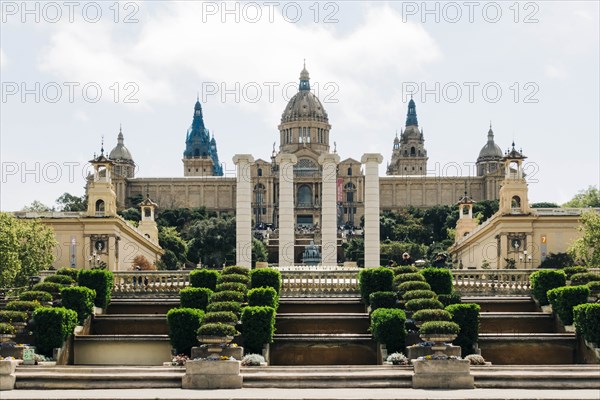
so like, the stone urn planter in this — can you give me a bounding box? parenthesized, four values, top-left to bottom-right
(419, 333, 457, 357)
(197, 335, 234, 354)
(0, 359, 19, 390)
(418, 321, 461, 357)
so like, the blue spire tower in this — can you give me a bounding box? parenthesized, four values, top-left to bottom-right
(183, 99, 223, 176)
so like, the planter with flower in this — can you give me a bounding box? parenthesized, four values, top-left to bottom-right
(0, 323, 16, 344)
(386, 352, 409, 366)
(418, 321, 460, 357)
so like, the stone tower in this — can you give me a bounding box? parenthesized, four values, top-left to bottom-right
(498, 142, 530, 215)
(138, 194, 159, 245)
(183, 98, 223, 177)
(455, 193, 478, 242)
(108, 126, 135, 208)
(387, 98, 428, 175)
(86, 145, 117, 218)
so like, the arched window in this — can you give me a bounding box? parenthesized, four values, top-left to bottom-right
(144, 208, 151, 218)
(95, 199, 105, 216)
(411, 147, 416, 156)
(344, 182, 356, 203)
(257, 168, 263, 177)
(511, 196, 521, 209)
(347, 167, 352, 176)
(297, 185, 312, 207)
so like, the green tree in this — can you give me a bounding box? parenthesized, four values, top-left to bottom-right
(55, 192, 86, 211)
(187, 216, 236, 267)
(563, 186, 600, 208)
(380, 241, 427, 263)
(0, 213, 57, 288)
(158, 226, 188, 269)
(252, 238, 268, 266)
(21, 200, 54, 212)
(119, 208, 141, 222)
(569, 211, 600, 266)
(343, 237, 365, 267)
(531, 202, 559, 208)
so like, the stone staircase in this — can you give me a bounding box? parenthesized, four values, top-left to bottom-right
(467, 296, 579, 364)
(73, 299, 178, 366)
(270, 297, 377, 365)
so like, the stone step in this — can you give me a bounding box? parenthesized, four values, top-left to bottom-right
(278, 297, 366, 314)
(271, 334, 376, 365)
(478, 333, 578, 364)
(74, 335, 172, 366)
(480, 312, 555, 333)
(15, 365, 183, 389)
(106, 299, 180, 315)
(91, 314, 168, 335)
(471, 365, 600, 389)
(276, 313, 370, 335)
(462, 296, 539, 312)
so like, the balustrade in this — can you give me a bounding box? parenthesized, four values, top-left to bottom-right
(112, 271, 191, 296)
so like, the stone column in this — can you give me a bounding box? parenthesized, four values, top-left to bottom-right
(318, 153, 340, 265)
(233, 154, 255, 268)
(361, 153, 383, 268)
(276, 153, 297, 266)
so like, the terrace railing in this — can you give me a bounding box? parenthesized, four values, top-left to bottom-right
(112, 271, 191, 297)
(276, 266, 361, 297)
(453, 269, 535, 295)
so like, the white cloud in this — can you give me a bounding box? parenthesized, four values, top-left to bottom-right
(544, 64, 567, 79)
(0, 48, 7, 69)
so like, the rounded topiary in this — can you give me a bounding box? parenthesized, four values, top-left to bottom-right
(206, 301, 242, 316)
(215, 282, 248, 294)
(391, 266, 419, 275)
(420, 267, 453, 295)
(405, 298, 444, 312)
(240, 306, 276, 354)
(189, 269, 219, 290)
(44, 274, 76, 286)
(588, 281, 600, 295)
(370, 308, 407, 353)
(32, 307, 78, 356)
(210, 290, 244, 303)
(247, 287, 279, 308)
(250, 268, 282, 294)
(60, 286, 96, 324)
(529, 269, 567, 306)
(56, 267, 80, 280)
(369, 291, 398, 311)
(19, 290, 53, 303)
(197, 322, 238, 337)
(0, 310, 28, 324)
(222, 266, 250, 277)
(393, 273, 426, 288)
(203, 311, 238, 325)
(412, 309, 452, 323)
(396, 280, 431, 296)
(446, 303, 480, 354)
(166, 308, 204, 355)
(419, 320, 460, 335)
(0, 323, 16, 335)
(562, 266, 588, 280)
(359, 267, 394, 305)
(32, 282, 64, 298)
(6, 300, 42, 314)
(179, 287, 212, 311)
(547, 285, 590, 325)
(218, 273, 250, 286)
(78, 269, 114, 309)
(438, 292, 462, 307)
(403, 290, 437, 301)
(570, 273, 600, 286)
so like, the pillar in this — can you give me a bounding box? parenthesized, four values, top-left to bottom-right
(276, 153, 297, 266)
(361, 153, 383, 268)
(233, 154, 255, 268)
(318, 153, 340, 265)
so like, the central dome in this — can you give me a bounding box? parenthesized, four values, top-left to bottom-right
(109, 129, 133, 161)
(281, 66, 328, 124)
(478, 127, 503, 160)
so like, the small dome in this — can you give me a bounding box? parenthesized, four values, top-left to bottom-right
(109, 129, 134, 161)
(478, 127, 503, 160)
(281, 65, 328, 123)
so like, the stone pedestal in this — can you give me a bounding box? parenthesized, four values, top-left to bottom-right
(318, 153, 340, 265)
(407, 344, 461, 360)
(361, 153, 383, 268)
(233, 154, 255, 269)
(276, 153, 297, 265)
(412, 359, 474, 389)
(182, 360, 242, 389)
(191, 345, 243, 360)
(0, 360, 19, 391)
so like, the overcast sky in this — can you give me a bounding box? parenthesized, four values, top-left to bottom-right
(1, 1, 599, 211)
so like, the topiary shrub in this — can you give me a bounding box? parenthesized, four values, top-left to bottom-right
(210, 290, 244, 303)
(44, 274, 76, 286)
(369, 291, 398, 311)
(588, 281, 600, 296)
(250, 268, 282, 294)
(218, 273, 250, 286)
(190, 269, 219, 290)
(0, 323, 16, 335)
(570, 273, 600, 286)
(420, 268, 453, 295)
(438, 292, 462, 307)
(197, 322, 238, 337)
(56, 267, 80, 280)
(240, 306, 276, 354)
(78, 269, 114, 309)
(358, 267, 394, 305)
(547, 285, 590, 325)
(216, 282, 248, 294)
(412, 309, 452, 323)
(419, 321, 460, 335)
(206, 301, 242, 316)
(203, 311, 238, 325)
(6, 300, 42, 315)
(32, 282, 64, 299)
(222, 266, 250, 276)
(370, 308, 407, 353)
(562, 266, 588, 280)
(391, 266, 419, 275)
(0, 310, 28, 323)
(396, 281, 431, 296)
(403, 290, 437, 301)
(573, 303, 594, 336)
(446, 303, 480, 355)
(32, 307, 78, 356)
(166, 308, 204, 355)
(60, 286, 96, 324)
(19, 290, 53, 303)
(529, 269, 567, 306)
(405, 298, 444, 312)
(247, 287, 279, 309)
(582, 304, 600, 344)
(179, 287, 212, 310)
(393, 273, 426, 289)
